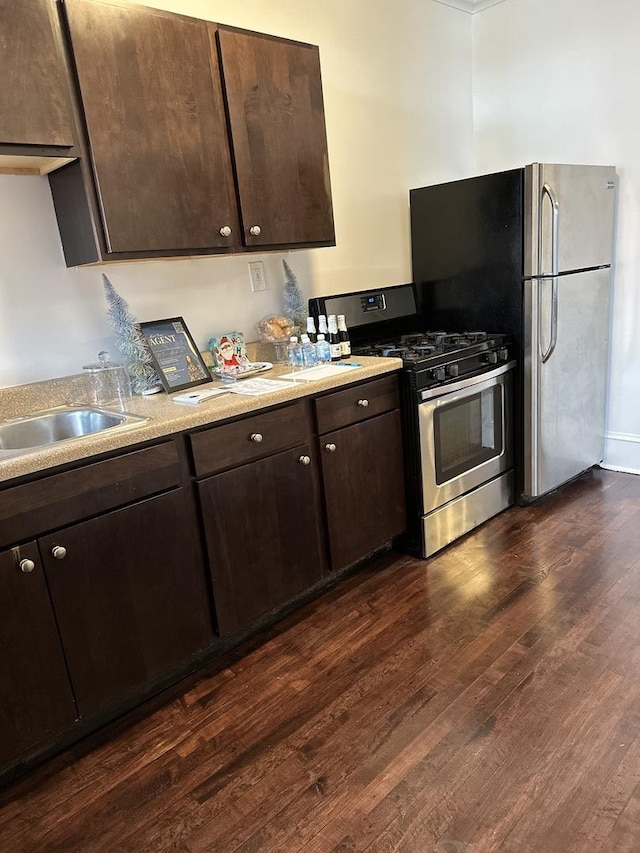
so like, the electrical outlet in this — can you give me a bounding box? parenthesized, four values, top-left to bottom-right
(248, 261, 267, 293)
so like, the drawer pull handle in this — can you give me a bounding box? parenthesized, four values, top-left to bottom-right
(298, 455, 311, 466)
(219, 225, 232, 237)
(249, 225, 262, 236)
(20, 558, 36, 574)
(250, 433, 264, 443)
(357, 399, 369, 408)
(324, 443, 337, 453)
(51, 545, 67, 560)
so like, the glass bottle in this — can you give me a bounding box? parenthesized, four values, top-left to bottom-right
(327, 315, 342, 362)
(337, 315, 351, 358)
(305, 316, 317, 344)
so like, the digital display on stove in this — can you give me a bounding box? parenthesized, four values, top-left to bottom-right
(360, 293, 386, 312)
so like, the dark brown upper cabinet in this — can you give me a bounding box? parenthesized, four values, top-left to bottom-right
(0, 0, 79, 175)
(217, 27, 335, 249)
(59, 0, 239, 256)
(49, 0, 335, 266)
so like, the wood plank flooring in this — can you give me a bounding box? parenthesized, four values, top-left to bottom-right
(2, 468, 640, 851)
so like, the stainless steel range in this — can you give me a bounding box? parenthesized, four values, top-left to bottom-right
(310, 283, 515, 557)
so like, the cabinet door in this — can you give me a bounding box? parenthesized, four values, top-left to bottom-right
(218, 27, 335, 248)
(41, 490, 214, 719)
(320, 411, 406, 572)
(0, 543, 76, 773)
(198, 445, 325, 636)
(0, 0, 75, 148)
(63, 0, 239, 253)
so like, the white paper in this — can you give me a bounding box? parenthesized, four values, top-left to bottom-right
(279, 364, 362, 382)
(226, 378, 295, 396)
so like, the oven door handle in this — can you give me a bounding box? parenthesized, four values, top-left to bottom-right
(418, 361, 516, 402)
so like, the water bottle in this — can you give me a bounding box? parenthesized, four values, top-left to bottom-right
(287, 335, 303, 370)
(300, 333, 318, 368)
(315, 333, 331, 364)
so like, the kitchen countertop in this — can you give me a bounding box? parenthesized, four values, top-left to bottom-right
(0, 356, 402, 484)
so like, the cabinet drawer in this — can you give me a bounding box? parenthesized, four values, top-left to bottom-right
(190, 402, 310, 477)
(0, 441, 181, 548)
(315, 374, 400, 434)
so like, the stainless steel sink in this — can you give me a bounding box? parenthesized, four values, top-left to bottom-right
(0, 405, 149, 460)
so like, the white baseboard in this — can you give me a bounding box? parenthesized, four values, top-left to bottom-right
(603, 432, 640, 476)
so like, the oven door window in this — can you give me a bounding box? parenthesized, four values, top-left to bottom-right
(433, 385, 503, 484)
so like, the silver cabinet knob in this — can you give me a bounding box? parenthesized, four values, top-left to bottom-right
(51, 545, 67, 560)
(250, 433, 263, 443)
(324, 443, 336, 452)
(357, 399, 369, 408)
(219, 225, 232, 237)
(298, 455, 311, 466)
(20, 558, 36, 573)
(249, 225, 261, 236)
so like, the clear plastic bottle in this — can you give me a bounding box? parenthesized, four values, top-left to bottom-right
(315, 333, 331, 364)
(337, 314, 351, 357)
(300, 333, 318, 368)
(327, 315, 342, 362)
(287, 335, 303, 370)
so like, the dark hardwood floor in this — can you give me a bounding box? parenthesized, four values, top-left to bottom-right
(2, 468, 640, 852)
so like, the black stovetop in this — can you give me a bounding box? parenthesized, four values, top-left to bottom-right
(353, 330, 511, 374)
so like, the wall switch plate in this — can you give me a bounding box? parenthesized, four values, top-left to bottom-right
(248, 261, 267, 292)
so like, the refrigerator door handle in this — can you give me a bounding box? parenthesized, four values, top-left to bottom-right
(539, 277, 559, 364)
(539, 182, 559, 362)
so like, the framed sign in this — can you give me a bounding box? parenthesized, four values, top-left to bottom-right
(139, 317, 211, 393)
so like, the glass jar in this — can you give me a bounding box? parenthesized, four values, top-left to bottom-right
(83, 351, 132, 409)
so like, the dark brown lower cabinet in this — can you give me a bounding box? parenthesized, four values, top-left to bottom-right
(198, 445, 325, 636)
(319, 410, 406, 572)
(40, 489, 214, 719)
(0, 543, 76, 774)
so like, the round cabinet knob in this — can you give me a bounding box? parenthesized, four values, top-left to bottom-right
(219, 225, 232, 237)
(51, 545, 67, 560)
(250, 433, 263, 443)
(249, 225, 262, 237)
(298, 455, 311, 466)
(324, 443, 337, 453)
(357, 399, 369, 408)
(19, 558, 35, 574)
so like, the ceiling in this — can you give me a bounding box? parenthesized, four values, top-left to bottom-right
(432, 0, 506, 13)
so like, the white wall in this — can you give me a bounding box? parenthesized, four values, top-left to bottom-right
(472, 0, 640, 471)
(0, 0, 472, 388)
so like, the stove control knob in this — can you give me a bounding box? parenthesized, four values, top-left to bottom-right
(498, 347, 509, 362)
(433, 367, 446, 382)
(484, 351, 498, 365)
(446, 364, 459, 378)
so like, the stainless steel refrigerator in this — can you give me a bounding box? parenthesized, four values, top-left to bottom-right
(410, 163, 616, 501)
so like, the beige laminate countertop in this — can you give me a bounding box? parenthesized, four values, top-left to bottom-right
(0, 356, 402, 484)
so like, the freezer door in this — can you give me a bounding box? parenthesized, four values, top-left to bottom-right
(523, 267, 611, 499)
(524, 163, 615, 276)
